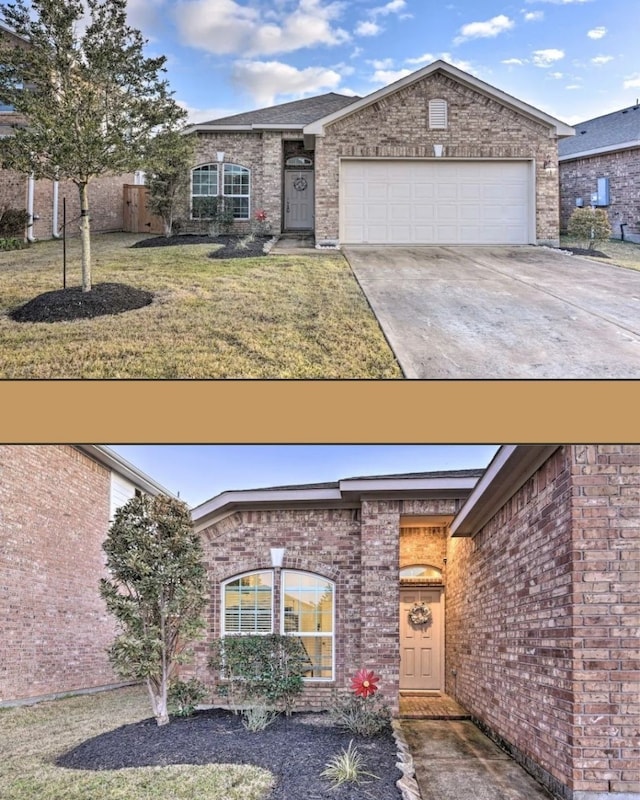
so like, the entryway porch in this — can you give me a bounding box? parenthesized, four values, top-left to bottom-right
(399, 692, 469, 720)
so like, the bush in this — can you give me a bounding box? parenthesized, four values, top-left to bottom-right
(191, 196, 234, 233)
(567, 207, 612, 250)
(329, 692, 391, 737)
(168, 677, 207, 717)
(0, 208, 29, 239)
(0, 237, 28, 251)
(241, 705, 278, 732)
(320, 740, 378, 787)
(209, 634, 307, 714)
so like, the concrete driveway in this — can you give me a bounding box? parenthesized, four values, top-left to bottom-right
(344, 245, 640, 378)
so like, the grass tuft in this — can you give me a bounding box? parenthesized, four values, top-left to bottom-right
(320, 739, 379, 788)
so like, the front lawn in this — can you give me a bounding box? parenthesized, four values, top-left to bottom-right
(0, 687, 272, 800)
(559, 236, 640, 271)
(0, 234, 402, 378)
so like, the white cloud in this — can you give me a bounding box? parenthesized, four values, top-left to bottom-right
(231, 60, 342, 105)
(525, 0, 591, 4)
(591, 55, 613, 65)
(405, 52, 435, 65)
(370, 68, 412, 85)
(175, 0, 350, 57)
(523, 11, 544, 21)
(549, 71, 564, 79)
(587, 26, 607, 39)
(454, 14, 514, 45)
(355, 20, 381, 36)
(623, 73, 640, 89)
(439, 53, 478, 74)
(179, 102, 239, 125)
(502, 57, 526, 65)
(372, 0, 407, 17)
(369, 58, 395, 69)
(565, 85, 582, 91)
(532, 48, 565, 67)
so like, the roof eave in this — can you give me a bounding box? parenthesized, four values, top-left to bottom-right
(184, 123, 305, 134)
(304, 60, 575, 138)
(450, 445, 560, 537)
(559, 140, 640, 162)
(77, 445, 177, 499)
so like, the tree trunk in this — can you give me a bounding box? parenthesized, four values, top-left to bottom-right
(147, 677, 170, 726)
(79, 182, 92, 292)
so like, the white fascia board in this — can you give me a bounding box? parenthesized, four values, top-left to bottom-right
(339, 476, 478, 493)
(559, 141, 640, 162)
(192, 487, 343, 524)
(304, 60, 575, 138)
(77, 445, 177, 499)
(450, 445, 560, 537)
(184, 123, 304, 135)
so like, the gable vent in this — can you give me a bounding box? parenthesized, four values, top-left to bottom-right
(429, 98, 448, 129)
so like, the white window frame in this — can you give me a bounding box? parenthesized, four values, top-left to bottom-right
(190, 162, 250, 221)
(429, 98, 448, 129)
(281, 569, 335, 682)
(221, 570, 274, 637)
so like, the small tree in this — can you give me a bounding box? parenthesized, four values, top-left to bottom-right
(144, 128, 195, 237)
(567, 207, 612, 251)
(0, 0, 186, 291)
(100, 494, 206, 726)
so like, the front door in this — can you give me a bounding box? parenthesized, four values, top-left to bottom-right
(400, 587, 443, 692)
(284, 171, 314, 230)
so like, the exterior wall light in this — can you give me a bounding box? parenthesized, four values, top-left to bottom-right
(216, 151, 225, 163)
(270, 547, 286, 568)
(433, 144, 444, 158)
(543, 160, 557, 175)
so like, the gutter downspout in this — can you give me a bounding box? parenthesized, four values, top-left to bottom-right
(52, 179, 61, 238)
(26, 174, 36, 242)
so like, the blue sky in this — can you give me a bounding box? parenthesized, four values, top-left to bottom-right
(126, 0, 639, 125)
(107, 444, 499, 507)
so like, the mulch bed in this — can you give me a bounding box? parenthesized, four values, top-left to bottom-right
(558, 246, 609, 258)
(56, 709, 402, 800)
(9, 282, 154, 323)
(130, 233, 272, 259)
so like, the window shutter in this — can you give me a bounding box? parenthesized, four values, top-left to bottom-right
(429, 99, 448, 129)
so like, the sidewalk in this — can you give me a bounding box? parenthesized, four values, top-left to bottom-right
(400, 719, 554, 800)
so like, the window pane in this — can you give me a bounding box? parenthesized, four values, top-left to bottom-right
(296, 635, 333, 678)
(224, 571, 273, 634)
(192, 165, 218, 196)
(223, 164, 250, 219)
(282, 572, 333, 679)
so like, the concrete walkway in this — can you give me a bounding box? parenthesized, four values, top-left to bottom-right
(344, 245, 640, 378)
(400, 720, 554, 800)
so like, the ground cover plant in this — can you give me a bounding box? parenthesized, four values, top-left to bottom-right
(559, 236, 640, 271)
(0, 233, 402, 378)
(0, 686, 402, 800)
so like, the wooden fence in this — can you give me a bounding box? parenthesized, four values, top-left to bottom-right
(122, 185, 164, 234)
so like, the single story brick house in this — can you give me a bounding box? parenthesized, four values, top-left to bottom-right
(184, 60, 574, 247)
(0, 445, 173, 706)
(191, 444, 639, 800)
(559, 105, 640, 242)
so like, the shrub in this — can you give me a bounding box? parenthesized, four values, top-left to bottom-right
(0, 237, 28, 251)
(209, 634, 307, 715)
(168, 677, 207, 717)
(320, 740, 378, 787)
(241, 705, 278, 732)
(0, 208, 29, 239)
(329, 692, 391, 737)
(191, 196, 234, 234)
(567, 207, 612, 250)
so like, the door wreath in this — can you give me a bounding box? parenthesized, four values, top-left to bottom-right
(293, 176, 308, 191)
(408, 601, 432, 625)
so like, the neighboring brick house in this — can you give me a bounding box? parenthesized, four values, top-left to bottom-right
(0, 23, 135, 241)
(184, 60, 574, 247)
(0, 445, 173, 705)
(559, 105, 640, 242)
(191, 445, 639, 800)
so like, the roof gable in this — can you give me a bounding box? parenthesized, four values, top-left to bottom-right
(304, 60, 574, 138)
(558, 104, 640, 160)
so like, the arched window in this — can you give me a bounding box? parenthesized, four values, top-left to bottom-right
(429, 98, 448, 129)
(285, 156, 313, 167)
(282, 570, 334, 680)
(191, 163, 250, 220)
(222, 571, 273, 635)
(400, 564, 443, 582)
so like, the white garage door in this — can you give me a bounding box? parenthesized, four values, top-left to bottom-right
(341, 160, 532, 245)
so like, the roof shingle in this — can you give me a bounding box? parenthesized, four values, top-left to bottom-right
(558, 104, 640, 158)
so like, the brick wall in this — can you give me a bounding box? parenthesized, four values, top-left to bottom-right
(559, 148, 640, 239)
(570, 444, 640, 797)
(0, 445, 120, 703)
(445, 445, 640, 799)
(315, 71, 561, 245)
(400, 526, 447, 573)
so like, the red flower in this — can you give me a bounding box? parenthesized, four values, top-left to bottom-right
(255, 209, 267, 222)
(351, 668, 381, 698)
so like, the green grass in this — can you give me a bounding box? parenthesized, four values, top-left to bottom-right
(0, 686, 273, 800)
(0, 233, 402, 378)
(559, 236, 640, 271)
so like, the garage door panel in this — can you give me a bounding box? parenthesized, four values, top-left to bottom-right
(341, 160, 531, 245)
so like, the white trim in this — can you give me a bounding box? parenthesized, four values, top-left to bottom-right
(281, 569, 335, 682)
(184, 123, 305, 134)
(304, 60, 574, 138)
(77, 446, 175, 498)
(340, 476, 478, 493)
(559, 141, 640, 162)
(450, 445, 560, 537)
